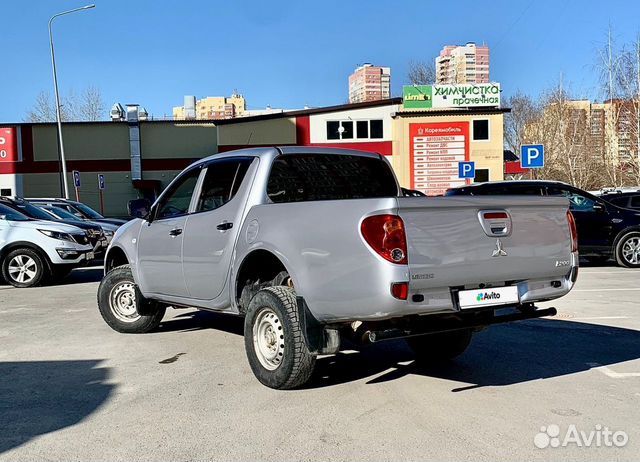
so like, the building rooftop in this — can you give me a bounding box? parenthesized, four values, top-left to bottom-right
(7, 98, 405, 127)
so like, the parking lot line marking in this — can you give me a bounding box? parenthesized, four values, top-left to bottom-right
(587, 363, 640, 378)
(573, 288, 640, 292)
(571, 316, 629, 320)
(581, 271, 632, 274)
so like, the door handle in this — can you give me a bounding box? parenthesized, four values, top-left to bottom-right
(169, 228, 183, 237)
(217, 222, 233, 231)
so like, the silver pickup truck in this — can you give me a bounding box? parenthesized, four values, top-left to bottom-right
(98, 147, 578, 389)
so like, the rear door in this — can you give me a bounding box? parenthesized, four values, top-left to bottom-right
(137, 167, 201, 296)
(547, 186, 612, 248)
(181, 157, 255, 300)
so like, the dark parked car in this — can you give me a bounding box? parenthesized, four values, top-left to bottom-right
(599, 191, 640, 210)
(27, 198, 128, 227)
(401, 187, 427, 197)
(446, 180, 640, 268)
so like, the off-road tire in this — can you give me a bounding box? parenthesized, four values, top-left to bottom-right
(1, 247, 48, 288)
(406, 329, 473, 363)
(615, 231, 640, 268)
(244, 286, 316, 389)
(97, 264, 166, 333)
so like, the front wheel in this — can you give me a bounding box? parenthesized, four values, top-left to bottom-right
(616, 231, 640, 268)
(244, 286, 316, 389)
(406, 329, 473, 363)
(1, 248, 48, 288)
(97, 264, 166, 333)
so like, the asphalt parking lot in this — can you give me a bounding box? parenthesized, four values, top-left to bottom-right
(1, 264, 639, 461)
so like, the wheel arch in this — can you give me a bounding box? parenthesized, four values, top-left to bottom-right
(234, 248, 296, 312)
(104, 245, 130, 273)
(612, 225, 640, 252)
(0, 241, 53, 273)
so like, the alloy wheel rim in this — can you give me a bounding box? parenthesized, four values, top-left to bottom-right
(621, 237, 640, 265)
(8, 255, 38, 283)
(109, 281, 141, 323)
(252, 308, 285, 371)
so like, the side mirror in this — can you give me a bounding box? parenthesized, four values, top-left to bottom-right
(128, 198, 151, 219)
(593, 202, 606, 213)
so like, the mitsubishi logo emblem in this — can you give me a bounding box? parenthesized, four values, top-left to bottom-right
(492, 239, 507, 257)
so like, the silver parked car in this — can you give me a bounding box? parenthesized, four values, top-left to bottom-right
(98, 147, 578, 389)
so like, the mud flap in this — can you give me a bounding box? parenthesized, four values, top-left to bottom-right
(296, 296, 340, 355)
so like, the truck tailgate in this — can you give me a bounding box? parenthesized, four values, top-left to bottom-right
(397, 195, 573, 291)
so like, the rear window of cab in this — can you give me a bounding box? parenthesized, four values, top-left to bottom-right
(267, 154, 398, 203)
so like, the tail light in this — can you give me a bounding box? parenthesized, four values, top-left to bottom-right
(361, 214, 408, 264)
(567, 211, 578, 252)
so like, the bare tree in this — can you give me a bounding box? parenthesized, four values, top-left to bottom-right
(78, 86, 105, 121)
(503, 92, 540, 158)
(522, 82, 607, 189)
(594, 29, 640, 186)
(407, 60, 436, 85)
(25, 86, 106, 122)
(25, 91, 58, 123)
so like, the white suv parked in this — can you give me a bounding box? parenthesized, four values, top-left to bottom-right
(0, 203, 95, 287)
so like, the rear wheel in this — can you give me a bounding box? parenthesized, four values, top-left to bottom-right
(97, 264, 166, 333)
(406, 329, 473, 363)
(615, 231, 640, 268)
(244, 286, 316, 389)
(1, 248, 48, 288)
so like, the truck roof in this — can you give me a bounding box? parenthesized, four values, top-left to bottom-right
(193, 146, 384, 169)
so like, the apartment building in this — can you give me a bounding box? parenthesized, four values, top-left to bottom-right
(173, 92, 246, 120)
(567, 99, 638, 164)
(348, 64, 391, 103)
(436, 42, 490, 84)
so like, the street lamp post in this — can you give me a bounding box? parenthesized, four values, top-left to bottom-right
(48, 4, 95, 199)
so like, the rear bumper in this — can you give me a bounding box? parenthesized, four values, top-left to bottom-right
(310, 253, 578, 324)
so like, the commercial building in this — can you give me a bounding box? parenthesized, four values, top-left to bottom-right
(173, 92, 246, 120)
(398, 83, 506, 195)
(0, 91, 507, 214)
(348, 64, 391, 103)
(436, 43, 490, 85)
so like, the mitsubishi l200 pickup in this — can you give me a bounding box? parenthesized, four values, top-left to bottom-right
(97, 147, 578, 389)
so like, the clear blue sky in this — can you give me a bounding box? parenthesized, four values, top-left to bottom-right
(1, 0, 639, 122)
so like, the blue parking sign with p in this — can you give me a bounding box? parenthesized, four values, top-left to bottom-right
(521, 144, 544, 168)
(458, 161, 475, 179)
(72, 170, 81, 188)
(98, 174, 105, 190)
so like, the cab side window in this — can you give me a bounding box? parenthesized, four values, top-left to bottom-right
(196, 158, 253, 212)
(155, 168, 201, 220)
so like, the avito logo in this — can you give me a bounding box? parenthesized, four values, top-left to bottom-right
(476, 291, 501, 302)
